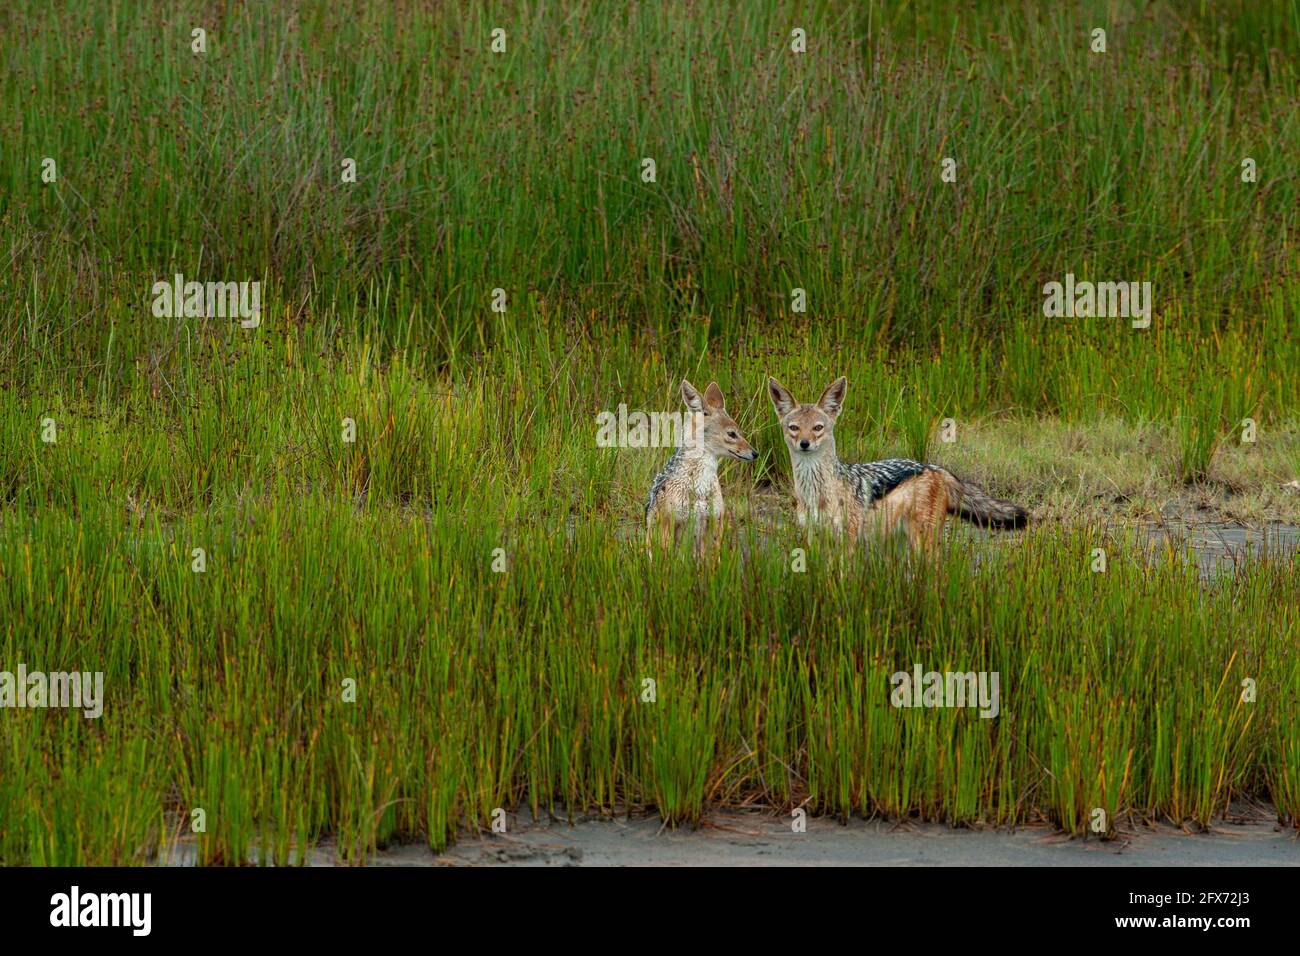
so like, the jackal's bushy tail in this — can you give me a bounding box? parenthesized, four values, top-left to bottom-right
(941, 471, 1028, 529)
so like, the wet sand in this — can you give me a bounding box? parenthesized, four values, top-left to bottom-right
(160, 809, 1299, 867)
(424, 810, 1300, 868)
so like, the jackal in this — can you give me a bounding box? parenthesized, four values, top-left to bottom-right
(645, 380, 757, 553)
(767, 376, 1027, 553)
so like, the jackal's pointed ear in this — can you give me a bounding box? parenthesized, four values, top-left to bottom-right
(816, 377, 847, 418)
(768, 376, 797, 417)
(681, 379, 706, 414)
(703, 382, 726, 413)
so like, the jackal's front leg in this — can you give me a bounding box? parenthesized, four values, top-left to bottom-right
(645, 508, 678, 559)
(709, 489, 726, 555)
(689, 506, 725, 565)
(795, 498, 814, 549)
(689, 508, 711, 562)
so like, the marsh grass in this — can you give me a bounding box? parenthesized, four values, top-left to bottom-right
(3, 502, 1297, 864)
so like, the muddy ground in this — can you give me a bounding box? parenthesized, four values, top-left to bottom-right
(159, 804, 1299, 866)
(426, 810, 1299, 868)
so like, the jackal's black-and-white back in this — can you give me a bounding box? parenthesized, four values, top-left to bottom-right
(837, 457, 932, 504)
(840, 455, 1027, 528)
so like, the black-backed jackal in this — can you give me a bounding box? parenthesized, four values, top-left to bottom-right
(645, 380, 757, 554)
(767, 375, 1027, 554)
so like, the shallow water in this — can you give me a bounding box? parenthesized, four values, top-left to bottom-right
(1130, 520, 1300, 574)
(610, 506, 1300, 580)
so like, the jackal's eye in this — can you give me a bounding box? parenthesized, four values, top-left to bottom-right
(787, 423, 798, 432)
(813, 423, 824, 432)
(727, 430, 737, 440)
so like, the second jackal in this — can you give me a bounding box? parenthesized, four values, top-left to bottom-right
(645, 380, 757, 553)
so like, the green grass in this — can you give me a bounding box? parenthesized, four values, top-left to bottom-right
(2, 0, 1299, 863)
(2, 498, 1297, 863)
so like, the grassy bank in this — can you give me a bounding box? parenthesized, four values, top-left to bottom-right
(2, 492, 1298, 864)
(2, 0, 1299, 863)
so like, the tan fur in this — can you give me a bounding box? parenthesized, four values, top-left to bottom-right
(769, 375, 1000, 557)
(794, 466, 953, 554)
(875, 470, 954, 554)
(645, 380, 756, 556)
(646, 454, 725, 552)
